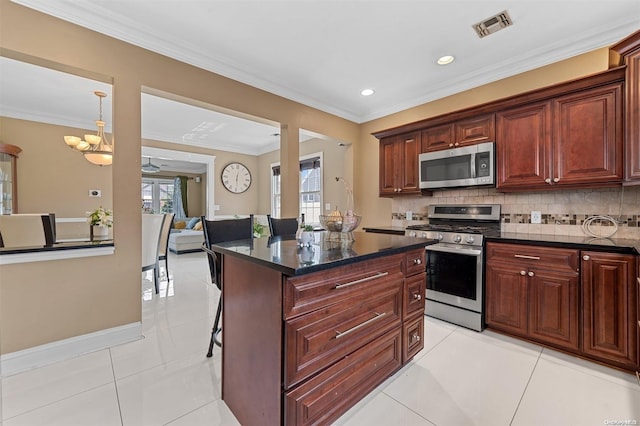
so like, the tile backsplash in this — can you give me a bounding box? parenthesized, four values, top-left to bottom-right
(391, 186, 640, 239)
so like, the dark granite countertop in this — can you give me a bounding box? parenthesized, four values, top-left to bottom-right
(211, 231, 436, 276)
(362, 226, 407, 235)
(487, 233, 639, 255)
(0, 238, 114, 255)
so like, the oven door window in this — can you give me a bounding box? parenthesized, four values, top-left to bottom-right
(426, 250, 477, 300)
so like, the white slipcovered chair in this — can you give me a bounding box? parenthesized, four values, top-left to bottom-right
(141, 213, 165, 294)
(0, 213, 55, 248)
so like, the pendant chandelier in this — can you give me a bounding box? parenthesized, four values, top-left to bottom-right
(63, 91, 113, 166)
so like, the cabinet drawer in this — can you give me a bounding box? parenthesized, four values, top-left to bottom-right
(404, 273, 425, 319)
(284, 254, 404, 319)
(486, 242, 579, 272)
(284, 329, 402, 426)
(284, 286, 402, 388)
(405, 248, 426, 277)
(403, 313, 424, 362)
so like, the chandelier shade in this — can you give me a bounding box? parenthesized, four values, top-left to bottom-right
(63, 91, 113, 166)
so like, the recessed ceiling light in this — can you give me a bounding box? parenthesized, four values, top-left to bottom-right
(360, 88, 375, 96)
(437, 55, 455, 65)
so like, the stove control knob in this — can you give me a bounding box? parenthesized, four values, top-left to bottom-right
(408, 231, 416, 237)
(466, 236, 475, 245)
(437, 233, 444, 241)
(453, 235, 462, 243)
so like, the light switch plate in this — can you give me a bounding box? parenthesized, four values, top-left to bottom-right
(531, 211, 541, 224)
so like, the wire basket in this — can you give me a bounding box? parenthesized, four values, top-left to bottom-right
(319, 215, 362, 233)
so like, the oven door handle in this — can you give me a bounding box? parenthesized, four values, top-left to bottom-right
(426, 245, 482, 256)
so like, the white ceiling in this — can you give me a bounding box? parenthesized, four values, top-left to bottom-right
(2, 0, 639, 172)
(11, 0, 640, 124)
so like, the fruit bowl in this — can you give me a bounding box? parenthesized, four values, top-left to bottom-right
(319, 215, 362, 233)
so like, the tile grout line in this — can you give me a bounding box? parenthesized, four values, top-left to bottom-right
(108, 348, 125, 426)
(509, 347, 543, 426)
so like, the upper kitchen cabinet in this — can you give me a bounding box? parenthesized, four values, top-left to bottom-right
(0, 143, 21, 214)
(611, 30, 640, 183)
(496, 69, 624, 191)
(379, 131, 421, 197)
(421, 114, 494, 152)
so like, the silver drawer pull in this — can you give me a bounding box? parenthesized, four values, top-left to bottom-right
(413, 293, 422, 301)
(413, 258, 422, 265)
(334, 272, 389, 289)
(514, 254, 541, 260)
(335, 312, 386, 338)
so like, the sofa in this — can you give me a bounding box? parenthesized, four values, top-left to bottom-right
(168, 217, 204, 254)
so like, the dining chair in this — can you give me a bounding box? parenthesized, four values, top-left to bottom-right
(201, 214, 253, 357)
(266, 214, 299, 237)
(141, 213, 165, 294)
(157, 213, 175, 279)
(0, 213, 55, 248)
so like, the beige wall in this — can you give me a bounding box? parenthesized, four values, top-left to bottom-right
(356, 48, 613, 228)
(0, 117, 114, 239)
(257, 137, 352, 217)
(0, 0, 359, 355)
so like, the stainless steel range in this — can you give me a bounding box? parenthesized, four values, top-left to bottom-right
(406, 204, 501, 331)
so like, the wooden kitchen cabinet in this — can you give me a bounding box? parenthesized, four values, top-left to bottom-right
(282, 249, 425, 425)
(379, 131, 421, 196)
(496, 101, 552, 189)
(582, 251, 637, 370)
(496, 80, 623, 191)
(612, 29, 640, 182)
(485, 242, 580, 351)
(421, 114, 494, 152)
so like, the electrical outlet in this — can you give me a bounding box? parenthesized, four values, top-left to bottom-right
(406, 211, 413, 221)
(531, 211, 542, 224)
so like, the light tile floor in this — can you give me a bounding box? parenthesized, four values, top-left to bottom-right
(2, 251, 639, 425)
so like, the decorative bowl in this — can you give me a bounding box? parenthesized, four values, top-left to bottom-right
(319, 215, 362, 233)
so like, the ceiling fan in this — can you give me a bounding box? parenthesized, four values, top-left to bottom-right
(141, 157, 161, 173)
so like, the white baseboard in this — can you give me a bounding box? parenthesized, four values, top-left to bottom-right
(1, 322, 142, 377)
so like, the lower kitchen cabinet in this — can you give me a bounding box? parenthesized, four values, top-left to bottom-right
(486, 242, 639, 373)
(582, 251, 637, 370)
(485, 243, 579, 351)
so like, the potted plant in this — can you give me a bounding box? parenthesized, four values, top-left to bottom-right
(87, 206, 113, 239)
(299, 224, 314, 245)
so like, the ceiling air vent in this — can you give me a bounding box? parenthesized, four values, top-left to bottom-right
(473, 10, 513, 38)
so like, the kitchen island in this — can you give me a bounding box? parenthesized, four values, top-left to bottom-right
(211, 231, 434, 425)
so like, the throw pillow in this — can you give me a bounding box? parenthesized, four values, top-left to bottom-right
(193, 221, 203, 231)
(174, 221, 186, 229)
(186, 217, 199, 229)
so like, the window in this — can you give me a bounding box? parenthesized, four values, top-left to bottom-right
(271, 154, 322, 224)
(142, 178, 174, 214)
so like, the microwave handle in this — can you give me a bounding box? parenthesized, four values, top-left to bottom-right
(470, 153, 476, 178)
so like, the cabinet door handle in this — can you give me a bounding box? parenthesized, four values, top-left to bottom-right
(449, 143, 454, 147)
(454, 142, 459, 147)
(520, 270, 526, 276)
(397, 188, 402, 192)
(545, 178, 552, 184)
(334, 272, 389, 289)
(553, 177, 560, 183)
(528, 271, 534, 277)
(514, 254, 541, 260)
(335, 312, 386, 338)
(583, 255, 590, 261)
(413, 258, 422, 265)
(413, 293, 422, 301)
(412, 333, 421, 343)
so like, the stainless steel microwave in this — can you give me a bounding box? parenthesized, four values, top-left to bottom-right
(419, 142, 495, 189)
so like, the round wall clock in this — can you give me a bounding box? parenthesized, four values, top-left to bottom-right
(221, 162, 252, 193)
